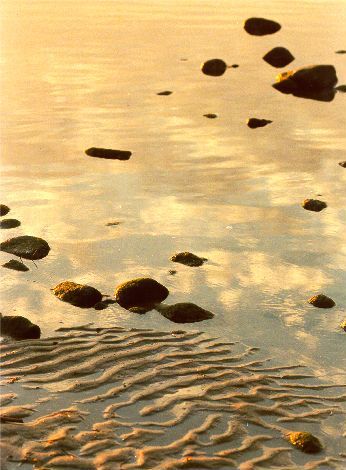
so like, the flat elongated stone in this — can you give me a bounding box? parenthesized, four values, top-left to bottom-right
(301, 199, 327, 212)
(157, 91, 173, 96)
(85, 148, 131, 160)
(247, 118, 272, 129)
(0, 314, 41, 340)
(157, 303, 214, 323)
(2, 259, 29, 272)
(201, 59, 227, 76)
(1, 236, 50, 260)
(244, 17, 281, 36)
(171, 252, 207, 267)
(336, 84, 346, 92)
(203, 113, 218, 119)
(0, 219, 21, 229)
(308, 294, 335, 308)
(287, 432, 322, 453)
(263, 47, 294, 68)
(53, 281, 102, 308)
(115, 278, 169, 310)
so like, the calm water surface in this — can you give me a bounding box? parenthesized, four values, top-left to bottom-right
(1, 0, 345, 384)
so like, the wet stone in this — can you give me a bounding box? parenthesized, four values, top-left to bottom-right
(0, 235, 50, 260)
(85, 148, 131, 160)
(115, 278, 169, 310)
(0, 314, 41, 340)
(0, 219, 21, 229)
(287, 432, 322, 454)
(263, 47, 294, 68)
(338, 161, 346, 168)
(308, 294, 335, 309)
(0, 204, 10, 216)
(244, 17, 281, 36)
(2, 259, 29, 272)
(170, 252, 207, 267)
(157, 91, 173, 96)
(201, 59, 227, 77)
(203, 113, 218, 119)
(301, 199, 327, 212)
(53, 281, 103, 308)
(247, 118, 272, 129)
(156, 302, 214, 323)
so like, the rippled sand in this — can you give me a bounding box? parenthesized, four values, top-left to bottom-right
(1, 326, 345, 469)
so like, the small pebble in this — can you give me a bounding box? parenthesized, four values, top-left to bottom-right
(287, 431, 322, 453)
(308, 294, 335, 308)
(247, 118, 272, 129)
(338, 161, 346, 168)
(301, 199, 327, 212)
(157, 91, 173, 96)
(203, 113, 218, 119)
(0, 205, 10, 216)
(201, 59, 227, 77)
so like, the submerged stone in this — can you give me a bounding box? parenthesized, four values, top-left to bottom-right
(156, 302, 214, 323)
(287, 432, 322, 453)
(308, 294, 335, 308)
(338, 161, 346, 168)
(115, 278, 169, 310)
(0, 236, 50, 260)
(157, 90, 173, 96)
(247, 118, 272, 129)
(201, 59, 227, 77)
(0, 219, 21, 229)
(0, 314, 41, 340)
(244, 17, 281, 36)
(53, 281, 103, 308)
(203, 113, 218, 119)
(301, 199, 327, 212)
(0, 204, 10, 216)
(85, 148, 131, 160)
(2, 259, 29, 272)
(170, 252, 207, 267)
(263, 47, 294, 68)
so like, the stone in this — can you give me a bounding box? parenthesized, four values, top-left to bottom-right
(157, 91, 173, 96)
(230, 64, 239, 68)
(106, 221, 121, 226)
(85, 148, 131, 160)
(244, 17, 281, 36)
(0, 204, 10, 216)
(286, 432, 322, 453)
(0, 219, 21, 229)
(301, 199, 327, 212)
(2, 259, 29, 272)
(201, 59, 227, 77)
(0, 314, 41, 340)
(335, 50, 346, 54)
(156, 302, 214, 323)
(247, 118, 272, 129)
(168, 269, 177, 275)
(1, 236, 50, 260)
(203, 113, 218, 119)
(340, 320, 346, 331)
(170, 252, 207, 267)
(52, 281, 103, 308)
(338, 161, 346, 168)
(263, 47, 294, 68)
(335, 85, 346, 92)
(115, 278, 169, 310)
(308, 294, 335, 308)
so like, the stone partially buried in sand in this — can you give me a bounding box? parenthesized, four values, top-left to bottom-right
(308, 294, 335, 308)
(301, 199, 327, 212)
(0, 314, 41, 340)
(85, 147, 131, 160)
(0, 219, 21, 229)
(201, 59, 227, 76)
(0, 204, 10, 216)
(53, 281, 103, 308)
(2, 259, 29, 272)
(171, 252, 207, 267)
(244, 17, 281, 36)
(156, 302, 214, 323)
(247, 118, 272, 129)
(0, 236, 50, 260)
(115, 278, 169, 310)
(263, 47, 294, 68)
(286, 432, 322, 453)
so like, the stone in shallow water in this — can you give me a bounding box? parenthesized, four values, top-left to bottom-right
(170, 252, 207, 267)
(301, 199, 327, 212)
(203, 113, 218, 119)
(157, 90, 173, 96)
(308, 294, 335, 308)
(156, 302, 214, 323)
(53, 281, 103, 308)
(2, 259, 29, 272)
(115, 278, 169, 310)
(247, 118, 272, 129)
(0, 314, 41, 340)
(286, 431, 322, 453)
(263, 47, 294, 68)
(201, 59, 227, 76)
(0, 236, 50, 260)
(0, 204, 10, 216)
(244, 17, 281, 36)
(85, 148, 131, 160)
(339, 161, 346, 168)
(0, 219, 21, 229)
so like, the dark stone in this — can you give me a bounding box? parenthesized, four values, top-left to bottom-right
(168, 269, 177, 275)
(2, 259, 29, 272)
(156, 302, 214, 323)
(0, 219, 21, 229)
(338, 161, 346, 168)
(0, 205, 10, 216)
(203, 113, 218, 119)
(230, 64, 239, 68)
(106, 221, 121, 226)
(308, 294, 335, 308)
(287, 432, 322, 453)
(244, 17, 281, 36)
(263, 47, 294, 68)
(247, 118, 272, 129)
(53, 281, 103, 308)
(1, 236, 50, 260)
(94, 299, 117, 310)
(201, 59, 227, 77)
(157, 91, 173, 96)
(170, 252, 207, 267)
(335, 85, 346, 92)
(115, 278, 169, 310)
(301, 199, 327, 212)
(335, 50, 346, 54)
(0, 314, 41, 340)
(85, 148, 131, 160)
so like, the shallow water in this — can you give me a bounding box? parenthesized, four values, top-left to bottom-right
(1, 0, 346, 465)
